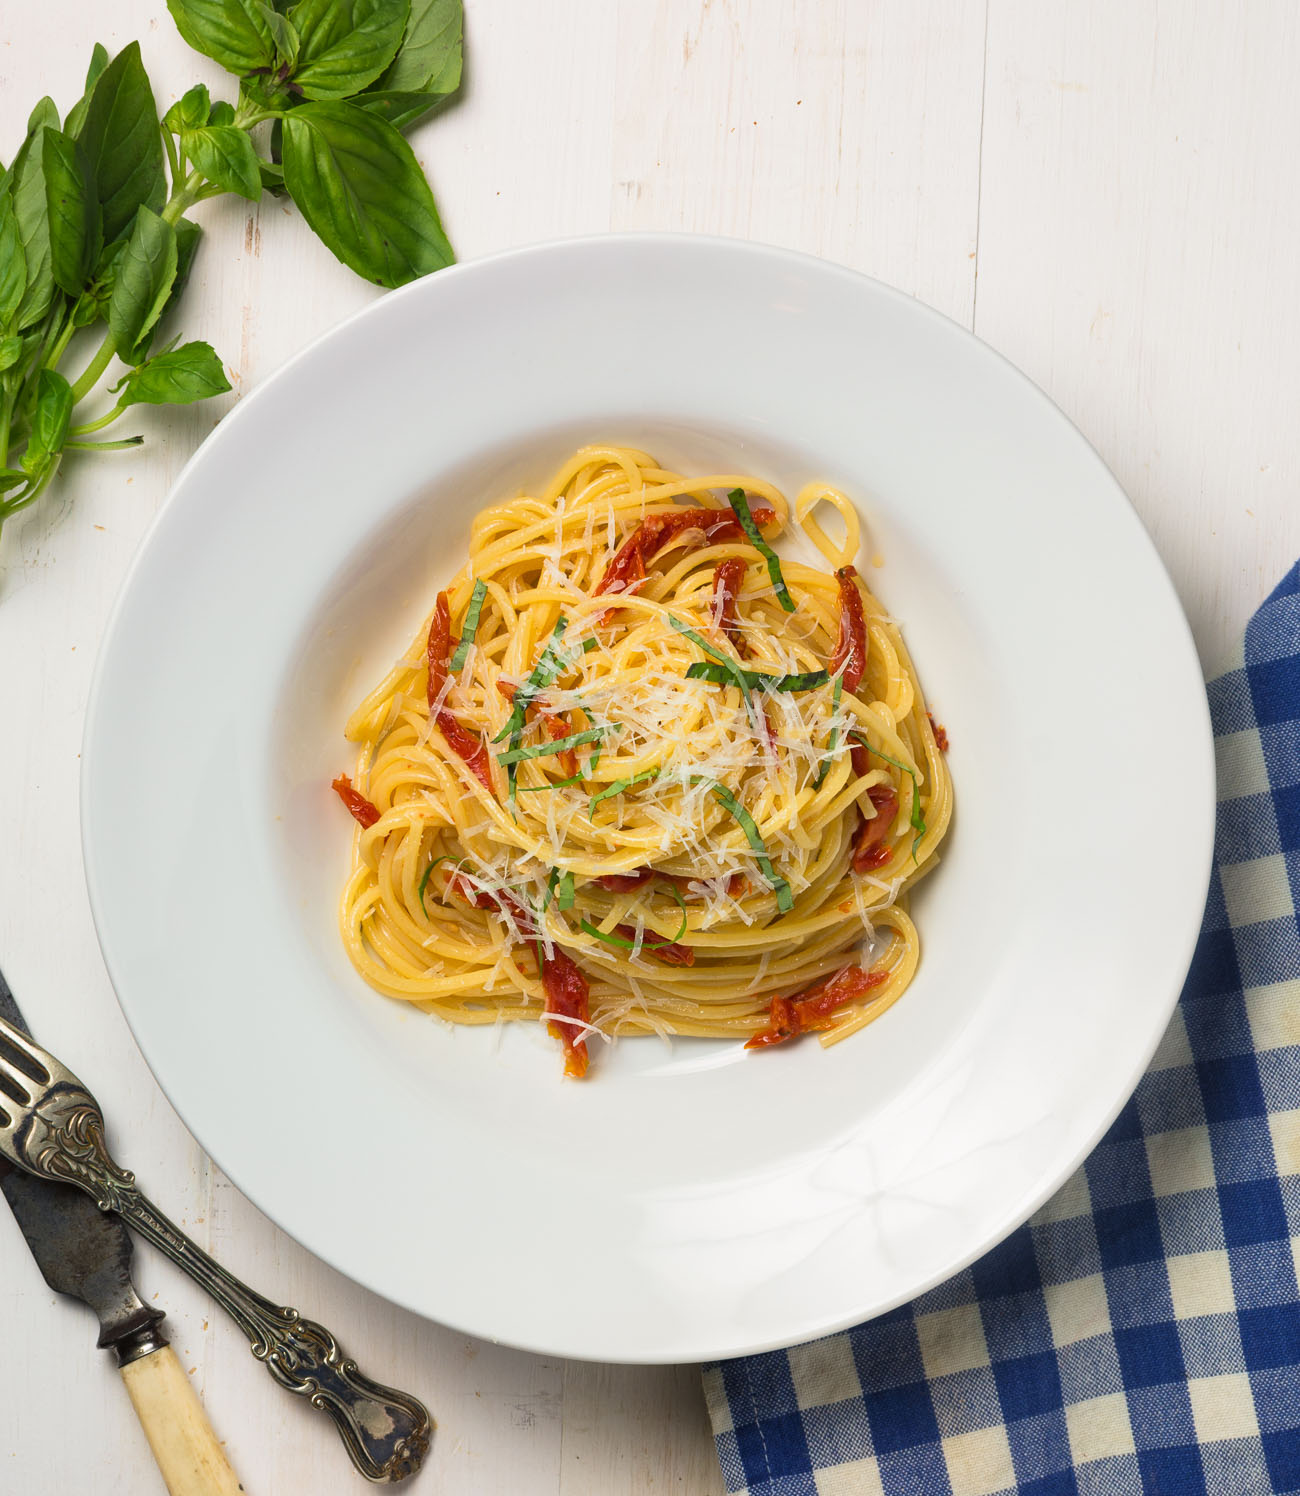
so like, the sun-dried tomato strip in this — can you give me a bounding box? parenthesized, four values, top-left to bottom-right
(449, 881, 592, 1078)
(746, 964, 890, 1049)
(594, 868, 657, 893)
(594, 504, 776, 614)
(332, 774, 381, 829)
(426, 591, 451, 709)
(711, 557, 749, 658)
(613, 924, 695, 966)
(928, 711, 950, 752)
(829, 565, 867, 694)
(594, 868, 746, 898)
(432, 713, 493, 794)
(422, 589, 493, 795)
(852, 785, 899, 873)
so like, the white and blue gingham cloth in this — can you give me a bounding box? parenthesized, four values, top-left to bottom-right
(704, 561, 1300, 1496)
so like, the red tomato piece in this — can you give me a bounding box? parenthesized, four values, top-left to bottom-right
(331, 774, 381, 829)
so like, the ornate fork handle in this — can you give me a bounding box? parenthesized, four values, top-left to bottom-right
(15, 1081, 430, 1484)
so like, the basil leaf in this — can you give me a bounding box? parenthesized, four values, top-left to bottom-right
(448, 577, 486, 671)
(239, 73, 295, 112)
(11, 127, 54, 330)
(496, 726, 612, 767)
(163, 84, 212, 135)
(281, 101, 453, 287)
(85, 43, 111, 91)
(167, 217, 204, 312)
(166, 0, 278, 73)
(20, 369, 74, 475)
(693, 778, 794, 913)
(351, 90, 444, 132)
(124, 216, 202, 361)
(107, 207, 178, 365)
(180, 124, 262, 201)
(26, 98, 60, 137)
(110, 341, 231, 407)
(0, 336, 23, 372)
(288, 0, 407, 100)
(65, 44, 112, 140)
(42, 130, 100, 295)
(376, 0, 461, 93)
(727, 488, 795, 612)
(517, 775, 584, 793)
(684, 662, 830, 692)
(0, 191, 26, 329)
(85, 232, 127, 318)
(258, 1, 301, 64)
(209, 100, 238, 128)
(0, 469, 28, 494)
(81, 42, 166, 246)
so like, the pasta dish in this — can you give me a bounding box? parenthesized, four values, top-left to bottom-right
(332, 445, 952, 1077)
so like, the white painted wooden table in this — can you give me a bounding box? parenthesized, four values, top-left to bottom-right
(2, 3, 1297, 1491)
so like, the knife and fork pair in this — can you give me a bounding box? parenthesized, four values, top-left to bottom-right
(0, 965, 430, 1491)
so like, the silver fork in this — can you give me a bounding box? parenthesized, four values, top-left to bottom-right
(0, 1012, 431, 1484)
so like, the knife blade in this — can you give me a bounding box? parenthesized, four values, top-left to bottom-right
(0, 970, 169, 1365)
(0, 967, 244, 1494)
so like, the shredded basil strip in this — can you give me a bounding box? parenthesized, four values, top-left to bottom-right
(448, 579, 487, 672)
(494, 616, 573, 801)
(667, 614, 756, 715)
(546, 867, 576, 912)
(727, 487, 795, 613)
(492, 618, 571, 745)
(418, 854, 459, 916)
(518, 774, 585, 793)
(691, 776, 794, 912)
(579, 919, 684, 956)
(582, 637, 599, 653)
(663, 878, 689, 941)
(812, 675, 844, 791)
(588, 767, 662, 814)
(497, 726, 613, 766)
(685, 662, 830, 692)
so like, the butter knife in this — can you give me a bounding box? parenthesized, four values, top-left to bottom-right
(0, 973, 244, 1494)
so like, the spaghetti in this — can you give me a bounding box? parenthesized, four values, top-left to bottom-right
(334, 446, 953, 1077)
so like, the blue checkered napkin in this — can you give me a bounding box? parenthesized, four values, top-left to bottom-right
(704, 561, 1300, 1496)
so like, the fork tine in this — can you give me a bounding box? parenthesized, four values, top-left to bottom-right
(0, 1047, 35, 1107)
(0, 1013, 51, 1082)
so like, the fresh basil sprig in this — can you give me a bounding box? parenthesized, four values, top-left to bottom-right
(1, 6, 462, 548)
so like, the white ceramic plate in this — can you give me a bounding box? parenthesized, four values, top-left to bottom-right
(82, 236, 1213, 1363)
